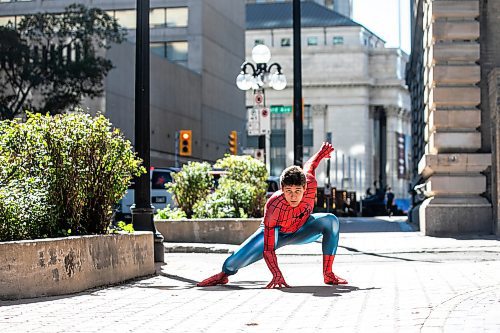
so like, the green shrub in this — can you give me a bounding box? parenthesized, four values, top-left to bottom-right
(0, 111, 144, 241)
(167, 161, 212, 218)
(192, 155, 268, 219)
(155, 206, 187, 220)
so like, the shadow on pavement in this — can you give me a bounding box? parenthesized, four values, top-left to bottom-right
(339, 245, 442, 263)
(279, 285, 379, 297)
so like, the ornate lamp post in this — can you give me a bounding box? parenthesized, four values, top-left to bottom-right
(236, 44, 286, 171)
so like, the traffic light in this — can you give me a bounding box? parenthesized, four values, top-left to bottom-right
(228, 130, 237, 155)
(179, 130, 192, 156)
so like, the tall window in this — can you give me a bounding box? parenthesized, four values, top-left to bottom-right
(271, 112, 286, 130)
(270, 147, 286, 177)
(303, 105, 312, 129)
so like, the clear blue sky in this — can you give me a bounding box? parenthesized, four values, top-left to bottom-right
(352, 0, 411, 54)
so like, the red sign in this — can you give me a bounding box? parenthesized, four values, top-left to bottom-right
(261, 108, 269, 117)
(255, 94, 263, 105)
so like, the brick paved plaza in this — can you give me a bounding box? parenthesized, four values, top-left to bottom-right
(1, 218, 499, 333)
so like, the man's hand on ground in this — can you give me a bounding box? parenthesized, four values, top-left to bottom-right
(266, 275, 291, 289)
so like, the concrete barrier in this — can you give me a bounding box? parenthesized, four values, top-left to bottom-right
(0, 232, 155, 300)
(155, 218, 262, 244)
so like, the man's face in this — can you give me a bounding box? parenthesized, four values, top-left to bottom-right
(282, 185, 306, 207)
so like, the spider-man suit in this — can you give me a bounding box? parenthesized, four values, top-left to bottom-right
(197, 143, 347, 288)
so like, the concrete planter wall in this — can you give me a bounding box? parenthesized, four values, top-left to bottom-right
(0, 232, 155, 300)
(155, 218, 262, 244)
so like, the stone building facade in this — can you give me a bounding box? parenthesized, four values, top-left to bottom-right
(407, 0, 500, 235)
(245, 2, 411, 199)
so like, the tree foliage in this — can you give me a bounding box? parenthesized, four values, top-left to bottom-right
(0, 4, 125, 120)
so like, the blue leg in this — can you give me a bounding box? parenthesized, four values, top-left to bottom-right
(277, 213, 340, 255)
(222, 226, 278, 275)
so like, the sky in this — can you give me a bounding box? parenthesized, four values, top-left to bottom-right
(352, 0, 412, 54)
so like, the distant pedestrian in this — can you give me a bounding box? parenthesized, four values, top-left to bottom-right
(197, 142, 347, 288)
(386, 187, 395, 216)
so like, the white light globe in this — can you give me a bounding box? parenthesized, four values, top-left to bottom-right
(236, 73, 252, 90)
(252, 44, 271, 64)
(272, 73, 287, 90)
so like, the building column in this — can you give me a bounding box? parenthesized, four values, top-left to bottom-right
(489, 70, 500, 235)
(385, 106, 412, 198)
(416, 0, 492, 235)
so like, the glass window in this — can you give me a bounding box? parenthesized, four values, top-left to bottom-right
(0, 16, 15, 27)
(166, 7, 188, 27)
(280, 38, 291, 47)
(166, 41, 188, 62)
(270, 147, 286, 177)
(150, 42, 165, 57)
(254, 39, 264, 46)
(151, 171, 173, 189)
(271, 112, 286, 130)
(303, 104, 312, 129)
(150, 8, 165, 28)
(114, 10, 136, 29)
(333, 36, 344, 45)
(307, 36, 318, 46)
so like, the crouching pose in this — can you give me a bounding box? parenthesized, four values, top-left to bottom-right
(197, 142, 347, 288)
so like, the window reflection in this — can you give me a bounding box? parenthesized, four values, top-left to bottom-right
(166, 7, 188, 27)
(150, 41, 188, 63)
(166, 41, 188, 61)
(150, 8, 165, 28)
(0, 16, 15, 27)
(114, 10, 136, 29)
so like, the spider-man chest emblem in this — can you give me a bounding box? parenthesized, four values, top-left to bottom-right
(293, 207, 311, 221)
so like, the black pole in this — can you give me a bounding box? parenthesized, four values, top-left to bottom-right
(293, 0, 303, 166)
(132, 0, 164, 262)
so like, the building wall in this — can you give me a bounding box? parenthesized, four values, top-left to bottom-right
(244, 0, 353, 18)
(0, 0, 246, 166)
(407, 0, 494, 235)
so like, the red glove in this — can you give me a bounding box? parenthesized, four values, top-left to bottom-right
(263, 250, 290, 289)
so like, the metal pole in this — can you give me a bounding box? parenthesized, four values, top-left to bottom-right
(175, 130, 179, 168)
(132, 0, 164, 263)
(293, 0, 303, 166)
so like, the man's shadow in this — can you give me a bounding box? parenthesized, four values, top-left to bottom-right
(278, 285, 379, 297)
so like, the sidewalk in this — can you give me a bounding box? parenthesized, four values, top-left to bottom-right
(0, 218, 499, 333)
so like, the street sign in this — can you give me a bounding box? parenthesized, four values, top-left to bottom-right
(254, 93, 263, 105)
(254, 149, 265, 162)
(247, 108, 260, 136)
(270, 105, 292, 113)
(260, 108, 270, 134)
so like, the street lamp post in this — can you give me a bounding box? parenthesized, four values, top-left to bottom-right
(236, 44, 286, 172)
(132, 0, 164, 263)
(293, 0, 303, 166)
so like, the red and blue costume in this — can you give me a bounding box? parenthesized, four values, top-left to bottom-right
(197, 144, 347, 288)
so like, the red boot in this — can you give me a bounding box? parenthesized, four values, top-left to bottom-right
(323, 255, 348, 285)
(197, 272, 229, 287)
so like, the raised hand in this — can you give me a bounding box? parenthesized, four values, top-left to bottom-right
(266, 274, 291, 289)
(319, 141, 334, 159)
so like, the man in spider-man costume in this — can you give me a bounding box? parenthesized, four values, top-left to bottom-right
(197, 142, 347, 288)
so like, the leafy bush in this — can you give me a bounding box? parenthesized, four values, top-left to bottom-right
(155, 206, 187, 220)
(193, 155, 268, 218)
(0, 111, 144, 241)
(166, 161, 212, 218)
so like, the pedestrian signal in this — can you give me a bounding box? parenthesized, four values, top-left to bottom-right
(228, 130, 237, 155)
(179, 130, 192, 156)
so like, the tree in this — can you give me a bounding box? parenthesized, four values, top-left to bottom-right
(0, 4, 125, 120)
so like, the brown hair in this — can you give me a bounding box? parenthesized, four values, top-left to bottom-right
(280, 165, 306, 187)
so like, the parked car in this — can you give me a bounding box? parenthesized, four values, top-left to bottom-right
(114, 167, 179, 222)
